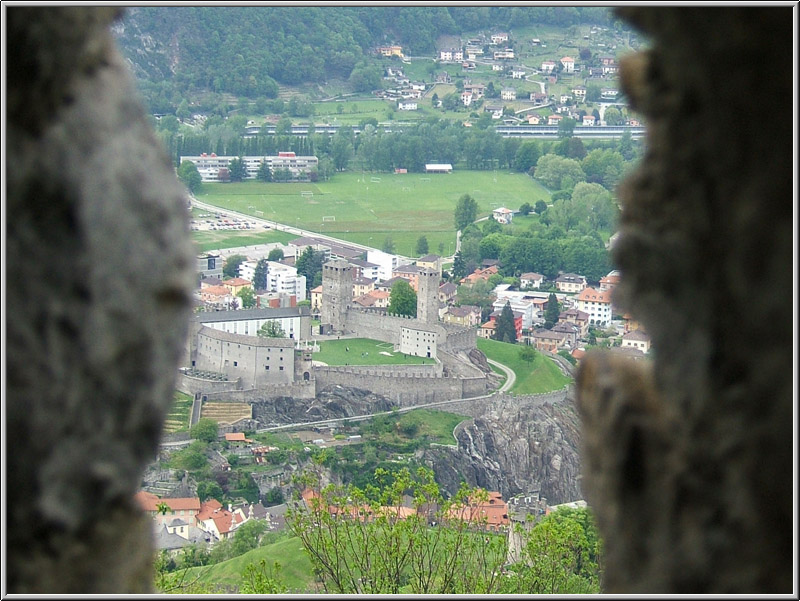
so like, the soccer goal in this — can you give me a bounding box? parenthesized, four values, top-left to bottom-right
(255, 210, 264, 216)
(301, 191, 314, 198)
(322, 215, 336, 222)
(370, 177, 381, 183)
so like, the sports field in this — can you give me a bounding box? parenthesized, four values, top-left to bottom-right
(194, 171, 550, 256)
(312, 338, 436, 366)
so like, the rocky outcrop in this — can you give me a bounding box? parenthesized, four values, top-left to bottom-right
(422, 396, 583, 505)
(251, 386, 394, 426)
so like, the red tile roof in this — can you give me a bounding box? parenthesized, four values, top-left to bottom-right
(135, 491, 201, 513)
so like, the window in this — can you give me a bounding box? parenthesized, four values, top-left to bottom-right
(233, 361, 238, 367)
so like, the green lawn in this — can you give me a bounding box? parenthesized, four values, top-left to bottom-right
(191, 228, 296, 253)
(314, 338, 435, 366)
(477, 338, 572, 394)
(179, 534, 317, 593)
(195, 171, 550, 256)
(395, 409, 466, 445)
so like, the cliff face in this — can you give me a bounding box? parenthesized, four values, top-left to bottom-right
(251, 386, 394, 426)
(422, 397, 583, 505)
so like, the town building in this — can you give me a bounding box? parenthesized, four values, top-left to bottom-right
(180, 152, 319, 182)
(575, 287, 613, 326)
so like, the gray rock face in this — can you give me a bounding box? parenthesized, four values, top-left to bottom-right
(7, 7, 195, 593)
(423, 397, 583, 505)
(251, 387, 394, 426)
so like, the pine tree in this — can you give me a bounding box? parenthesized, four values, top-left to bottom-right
(257, 160, 273, 182)
(253, 259, 268, 291)
(545, 293, 560, 328)
(493, 301, 517, 343)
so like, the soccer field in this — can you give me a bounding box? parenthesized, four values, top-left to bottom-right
(313, 338, 436, 366)
(194, 171, 550, 256)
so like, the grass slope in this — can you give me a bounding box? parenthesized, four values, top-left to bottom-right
(314, 338, 435, 366)
(195, 171, 549, 256)
(477, 338, 572, 394)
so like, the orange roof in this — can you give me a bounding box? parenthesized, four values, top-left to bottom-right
(444, 492, 509, 529)
(481, 321, 496, 330)
(225, 432, 253, 443)
(576, 287, 612, 303)
(135, 491, 201, 513)
(196, 498, 223, 521)
(224, 277, 252, 287)
(202, 285, 232, 297)
(203, 508, 244, 535)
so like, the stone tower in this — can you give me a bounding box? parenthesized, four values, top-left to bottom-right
(416, 267, 440, 324)
(321, 259, 353, 333)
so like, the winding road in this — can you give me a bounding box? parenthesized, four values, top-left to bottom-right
(487, 358, 516, 392)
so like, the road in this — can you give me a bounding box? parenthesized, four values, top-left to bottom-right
(487, 358, 516, 392)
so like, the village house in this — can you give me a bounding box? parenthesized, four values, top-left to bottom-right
(352, 276, 376, 298)
(494, 48, 515, 60)
(416, 254, 442, 274)
(527, 114, 543, 125)
(602, 63, 619, 75)
(623, 313, 645, 333)
(551, 321, 581, 348)
(500, 88, 517, 101)
(310, 285, 322, 313)
(492, 63, 504, 72)
(599, 269, 621, 292)
(199, 284, 235, 308)
(510, 68, 526, 79)
(478, 320, 496, 339)
(397, 100, 417, 111)
(489, 307, 524, 341)
(621, 329, 651, 353)
(490, 32, 509, 45)
(575, 287, 613, 327)
(572, 85, 587, 101)
(196, 499, 247, 540)
(445, 491, 509, 533)
(555, 272, 587, 293)
(559, 308, 591, 339)
(460, 264, 499, 285)
(392, 263, 427, 291)
(540, 60, 556, 73)
(582, 114, 597, 126)
(439, 48, 463, 62)
(601, 88, 619, 100)
(463, 82, 486, 98)
(438, 281, 458, 305)
(560, 56, 575, 73)
(520, 272, 545, 290)
(461, 91, 473, 107)
(530, 327, 566, 352)
(560, 94, 573, 104)
(530, 92, 547, 104)
(352, 288, 390, 309)
(547, 114, 563, 126)
(492, 206, 514, 224)
(378, 45, 403, 57)
(135, 491, 202, 527)
(222, 277, 252, 297)
(443, 304, 482, 328)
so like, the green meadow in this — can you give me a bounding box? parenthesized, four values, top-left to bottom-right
(313, 338, 436, 366)
(195, 171, 550, 256)
(477, 338, 572, 394)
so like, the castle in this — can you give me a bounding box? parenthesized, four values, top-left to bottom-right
(179, 259, 493, 405)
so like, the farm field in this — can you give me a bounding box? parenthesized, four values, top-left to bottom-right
(477, 338, 572, 394)
(195, 171, 550, 256)
(313, 338, 436, 366)
(163, 391, 193, 434)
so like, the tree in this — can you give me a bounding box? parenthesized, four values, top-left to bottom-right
(454, 194, 479, 230)
(514, 140, 541, 173)
(177, 160, 202, 193)
(415, 235, 429, 256)
(381, 236, 396, 254)
(228, 156, 247, 182)
(237, 286, 256, 308)
(256, 160, 273, 182)
(534, 200, 548, 214)
(519, 345, 537, 365)
(519, 202, 532, 216)
(493, 301, 517, 343)
(231, 519, 271, 557)
(557, 117, 577, 139)
(267, 248, 284, 261)
(223, 254, 247, 278)
(190, 418, 218, 443)
(540, 294, 559, 328)
(286, 466, 508, 594)
(196, 480, 224, 503)
(533, 154, 586, 191)
(387, 279, 416, 317)
(296, 247, 323, 294)
(252, 258, 268, 291)
(258, 320, 286, 338)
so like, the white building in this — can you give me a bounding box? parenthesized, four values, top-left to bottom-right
(575, 287, 613, 327)
(492, 207, 514, 224)
(397, 101, 418, 111)
(240, 260, 306, 301)
(367, 249, 411, 282)
(500, 88, 517, 101)
(520, 272, 545, 289)
(180, 152, 319, 182)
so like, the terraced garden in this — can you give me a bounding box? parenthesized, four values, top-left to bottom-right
(163, 391, 193, 434)
(200, 401, 252, 425)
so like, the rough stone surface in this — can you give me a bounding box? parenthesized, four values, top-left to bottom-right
(576, 8, 793, 593)
(251, 386, 395, 425)
(423, 396, 583, 505)
(7, 7, 195, 593)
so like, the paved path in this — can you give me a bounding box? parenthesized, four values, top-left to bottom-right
(487, 358, 516, 392)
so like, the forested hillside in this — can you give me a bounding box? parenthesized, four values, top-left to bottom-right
(113, 6, 612, 109)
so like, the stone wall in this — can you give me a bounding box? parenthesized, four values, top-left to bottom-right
(313, 366, 464, 405)
(575, 7, 793, 594)
(7, 7, 196, 592)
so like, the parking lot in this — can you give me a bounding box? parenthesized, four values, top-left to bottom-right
(190, 212, 267, 232)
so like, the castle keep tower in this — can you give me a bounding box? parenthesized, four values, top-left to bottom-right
(416, 267, 440, 324)
(321, 259, 353, 333)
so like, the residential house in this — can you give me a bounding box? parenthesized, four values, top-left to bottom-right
(520, 272, 545, 290)
(601, 88, 619, 100)
(494, 49, 515, 60)
(435, 71, 452, 83)
(135, 491, 202, 527)
(555, 272, 587, 293)
(560, 94, 573, 104)
(378, 45, 403, 57)
(222, 277, 252, 297)
(443, 305, 482, 327)
(582, 114, 596, 126)
(560, 56, 575, 73)
(484, 102, 504, 118)
(353, 289, 390, 309)
(310, 285, 323, 313)
(438, 281, 458, 305)
(416, 254, 442, 274)
(551, 321, 580, 348)
(224, 432, 253, 445)
(527, 114, 543, 125)
(621, 329, 651, 353)
(530, 92, 547, 104)
(530, 328, 565, 352)
(199, 285, 235, 308)
(197, 251, 223, 279)
(572, 85, 587, 100)
(602, 63, 619, 75)
(478, 320, 496, 339)
(392, 263, 426, 291)
(200, 276, 223, 289)
(348, 258, 381, 281)
(460, 265, 499, 285)
(152, 521, 216, 555)
(492, 63, 505, 72)
(547, 114, 563, 126)
(463, 83, 486, 98)
(445, 491, 509, 533)
(397, 101, 417, 111)
(500, 88, 517, 101)
(352, 276, 376, 298)
(439, 48, 463, 62)
(575, 287, 613, 326)
(491, 32, 509, 45)
(510, 68, 526, 79)
(623, 313, 645, 333)
(492, 206, 514, 224)
(492, 295, 536, 330)
(375, 276, 411, 293)
(571, 347, 587, 363)
(598, 269, 621, 292)
(541, 60, 557, 73)
(197, 501, 247, 540)
(599, 55, 616, 66)
(559, 308, 590, 338)
(461, 91, 474, 107)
